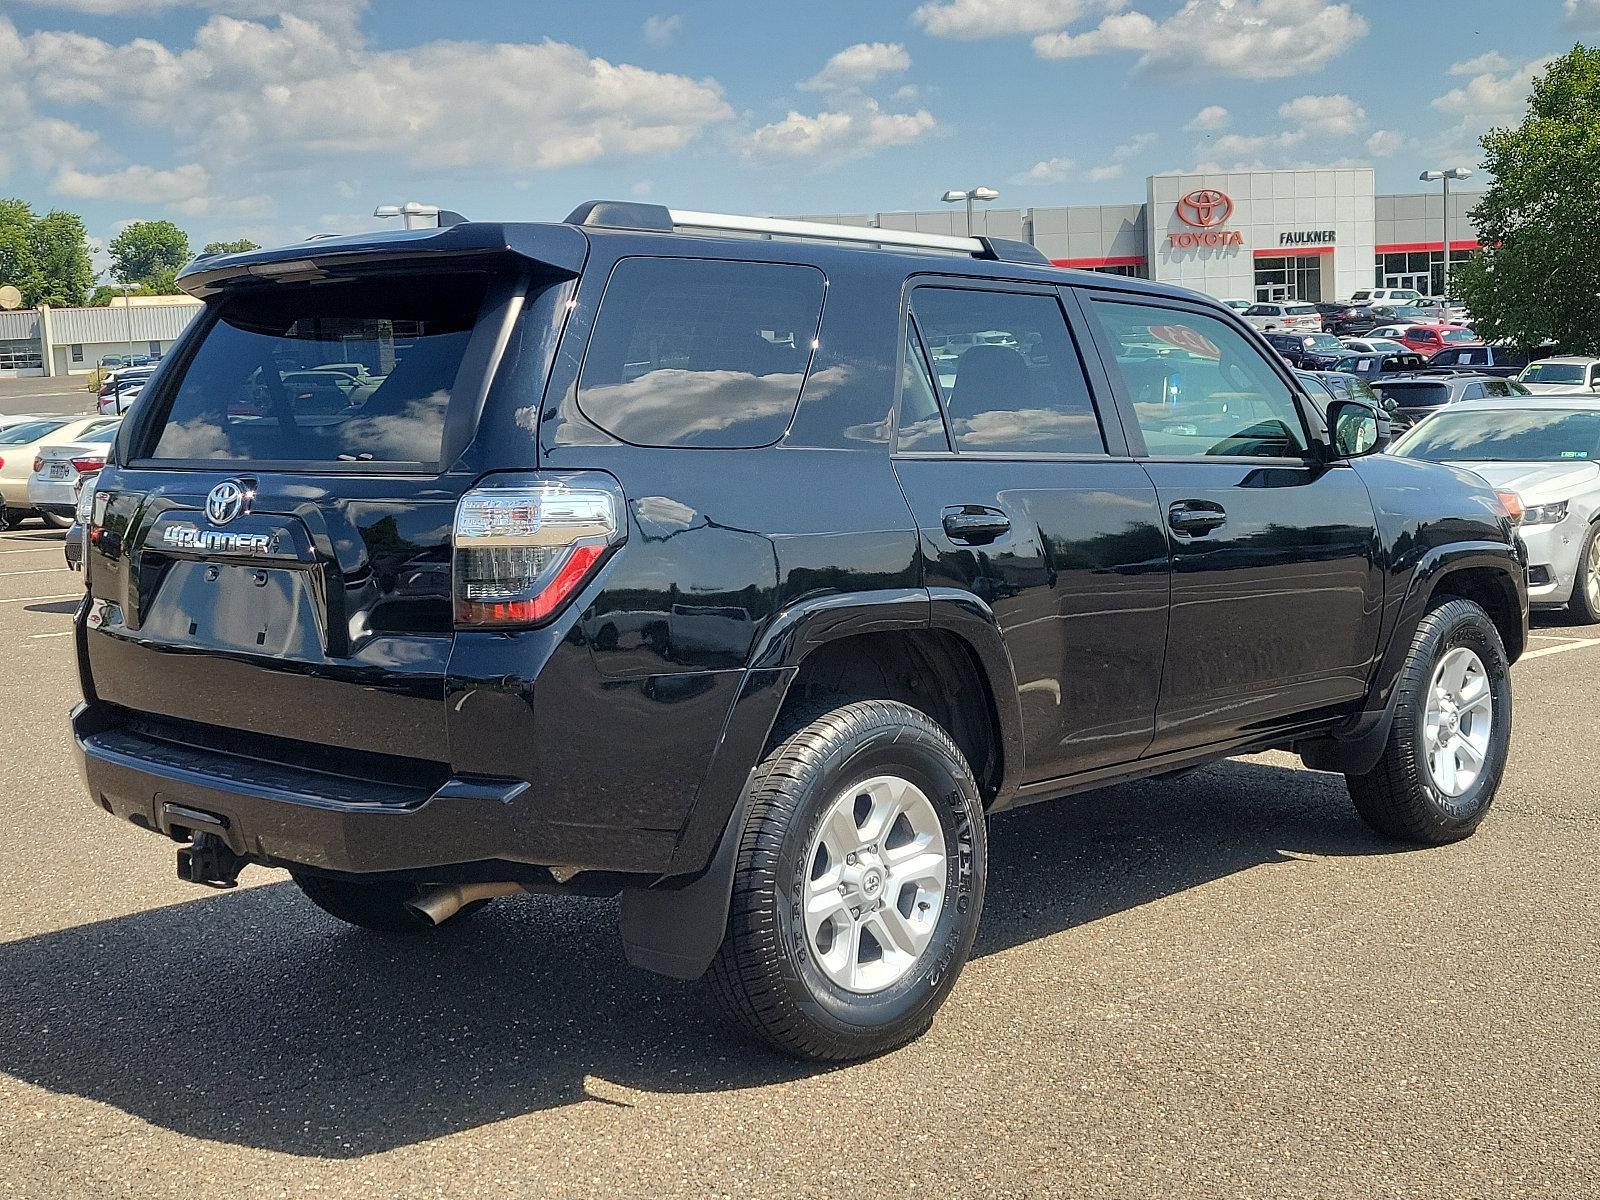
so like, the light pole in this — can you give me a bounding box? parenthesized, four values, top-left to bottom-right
(941, 186, 999, 236)
(1419, 167, 1471, 297)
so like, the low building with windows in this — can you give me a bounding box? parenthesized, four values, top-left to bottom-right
(0, 297, 203, 378)
(803, 166, 1481, 304)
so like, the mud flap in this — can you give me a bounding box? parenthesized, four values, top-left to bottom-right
(618, 784, 749, 980)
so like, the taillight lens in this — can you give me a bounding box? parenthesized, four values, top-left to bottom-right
(453, 475, 624, 629)
(71, 456, 107, 474)
(32, 456, 43, 473)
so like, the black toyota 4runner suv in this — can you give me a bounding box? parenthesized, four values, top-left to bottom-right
(72, 203, 1527, 1061)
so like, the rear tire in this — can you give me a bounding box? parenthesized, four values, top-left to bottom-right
(1567, 522, 1600, 625)
(709, 700, 987, 1061)
(2, 508, 30, 530)
(291, 872, 488, 934)
(1345, 598, 1512, 845)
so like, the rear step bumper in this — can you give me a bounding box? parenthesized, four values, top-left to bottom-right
(70, 702, 668, 875)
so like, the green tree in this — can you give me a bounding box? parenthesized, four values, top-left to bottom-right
(1455, 45, 1600, 351)
(108, 220, 190, 289)
(201, 238, 259, 255)
(0, 199, 94, 307)
(88, 281, 157, 307)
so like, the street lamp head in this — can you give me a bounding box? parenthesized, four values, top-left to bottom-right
(971, 186, 1000, 202)
(1419, 170, 1443, 182)
(1444, 167, 1472, 180)
(941, 190, 967, 203)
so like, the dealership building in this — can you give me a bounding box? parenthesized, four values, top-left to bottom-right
(804, 167, 1483, 304)
(0, 296, 203, 379)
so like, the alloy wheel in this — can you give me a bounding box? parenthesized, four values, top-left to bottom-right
(801, 775, 948, 994)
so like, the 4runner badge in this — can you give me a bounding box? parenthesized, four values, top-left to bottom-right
(206, 480, 248, 525)
(162, 525, 273, 555)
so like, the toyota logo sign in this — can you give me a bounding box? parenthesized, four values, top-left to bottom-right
(205, 480, 248, 525)
(1175, 189, 1234, 229)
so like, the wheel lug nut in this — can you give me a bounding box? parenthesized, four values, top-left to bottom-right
(846, 852, 857, 865)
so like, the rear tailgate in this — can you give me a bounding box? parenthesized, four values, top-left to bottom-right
(79, 234, 581, 767)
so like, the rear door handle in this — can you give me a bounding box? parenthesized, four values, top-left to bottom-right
(1168, 501, 1227, 536)
(942, 507, 1011, 546)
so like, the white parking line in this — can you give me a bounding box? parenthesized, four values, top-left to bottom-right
(1520, 637, 1600, 661)
(0, 546, 61, 555)
(0, 592, 78, 604)
(28, 630, 72, 640)
(0, 568, 66, 578)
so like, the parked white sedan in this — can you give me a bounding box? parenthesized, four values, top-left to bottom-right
(1516, 357, 1600, 394)
(26, 423, 120, 525)
(1242, 301, 1322, 331)
(0, 413, 121, 527)
(1391, 397, 1600, 620)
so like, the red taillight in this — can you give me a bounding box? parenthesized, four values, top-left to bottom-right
(452, 476, 624, 629)
(0, 457, 5, 470)
(32, 456, 43, 473)
(71, 456, 107, 474)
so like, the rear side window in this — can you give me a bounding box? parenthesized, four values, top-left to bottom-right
(577, 257, 825, 449)
(909, 287, 1104, 455)
(142, 273, 490, 467)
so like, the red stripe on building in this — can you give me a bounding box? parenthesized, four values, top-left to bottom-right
(1375, 241, 1481, 254)
(1254, 245, 1335, 257)
(1050, 255, 1146, 269)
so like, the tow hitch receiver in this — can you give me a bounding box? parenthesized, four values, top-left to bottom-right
(177, 831, 248, 889)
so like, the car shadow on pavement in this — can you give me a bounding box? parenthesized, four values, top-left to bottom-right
(22, 600, 79, 615)
(0, 758, 1404, 1158)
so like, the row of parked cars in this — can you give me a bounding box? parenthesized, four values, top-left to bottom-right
(0, 414, 122, 568)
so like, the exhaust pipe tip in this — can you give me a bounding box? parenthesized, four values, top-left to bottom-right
(406, 881, 526, 925)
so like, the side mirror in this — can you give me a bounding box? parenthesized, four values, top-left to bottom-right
(1327, 398, 1390, 457)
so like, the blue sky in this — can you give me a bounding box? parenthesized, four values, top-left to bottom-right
(0, 0, 1593, 268)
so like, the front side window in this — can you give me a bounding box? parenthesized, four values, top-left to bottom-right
(142, 272, 491, 467)
(909, 287, 1104, 455)
(578, 257, 825, 449)
(1087, 299, 1310, 459)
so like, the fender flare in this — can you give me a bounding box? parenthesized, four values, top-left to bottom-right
(619, 587, 1025, 980)
(1300, 542, 1525, 776)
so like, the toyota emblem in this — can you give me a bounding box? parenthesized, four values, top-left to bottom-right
(1176, 188, 1234, 229)
(205, 480, 248, 525)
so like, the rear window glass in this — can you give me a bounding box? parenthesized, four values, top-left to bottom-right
(577, 257, 825, 448)
(1374, 381, 1451, 406)
(0, 420, 66, 444)
(141, 273, 490, 467)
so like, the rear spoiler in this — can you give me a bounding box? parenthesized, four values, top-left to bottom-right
(176, 222, 589, 299)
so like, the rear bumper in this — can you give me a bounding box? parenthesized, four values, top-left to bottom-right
(72, 702, 542, 875)
(28, 475, 79, 512)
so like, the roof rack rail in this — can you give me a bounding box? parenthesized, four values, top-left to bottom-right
(562, 200, 1051, 266)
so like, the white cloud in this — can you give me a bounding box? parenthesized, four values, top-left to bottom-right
(5, 13, 734, 182)
(1366, 129, 1404, 157)
(54, 162, 210, 205)
(1433, 53, 1553, 122)
(1278, 93, 1366, 137)
(799, 42, 911, 92)
(1112, 131, 1155, 159)
(1566, 0, 1600, 28)
(1449, 50, 1510, 76)
(912, 0, 1126, 39)
(1033, 0, 1368, 80)
(1010, 156, 1075, 184)
(641, 14, 682, 46)
(748, 99, 935, 166)
(1085, 164, 1123, 182)
(1185, 104, 1230, 132)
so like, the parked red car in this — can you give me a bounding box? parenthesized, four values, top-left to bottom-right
(1370, 323, 1483, 357)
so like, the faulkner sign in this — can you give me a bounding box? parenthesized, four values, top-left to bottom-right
(1279, 230, 1337, 247)
(1168, 188, 1243, 249)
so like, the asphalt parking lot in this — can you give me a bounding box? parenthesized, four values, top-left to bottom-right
(1, 383, 1597, 1198)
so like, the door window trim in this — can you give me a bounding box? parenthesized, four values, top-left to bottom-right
(892, 276, 1129, 461)
(1072, 288, 1328, 466)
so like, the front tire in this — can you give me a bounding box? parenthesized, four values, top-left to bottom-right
(1346, 598, 1512, 844)
(1567, 522, 1600, 624)
(709, 700, 987, 1061)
